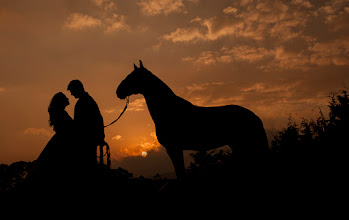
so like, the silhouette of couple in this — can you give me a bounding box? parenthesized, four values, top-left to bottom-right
(27, 80, 105, 191)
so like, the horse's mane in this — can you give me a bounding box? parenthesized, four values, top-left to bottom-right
(144, 69, 196, 110)
(145, 69, 176, 97)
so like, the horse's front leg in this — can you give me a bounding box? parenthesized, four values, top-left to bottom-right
(166, 147, 185, 180)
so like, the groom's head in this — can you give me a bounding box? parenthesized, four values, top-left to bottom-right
(68, 80, 85, 99)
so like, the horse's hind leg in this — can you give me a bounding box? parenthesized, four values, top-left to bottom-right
(229, 128, 270, 180)
(234, 124, 269, 154)
(165, 147, 185, 180)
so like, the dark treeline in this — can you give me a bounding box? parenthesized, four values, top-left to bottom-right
(0, 163, 169, 197)
(272, 89, 349, 156)
(1, 89, 348, 196)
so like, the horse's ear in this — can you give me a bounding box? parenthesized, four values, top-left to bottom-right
(139, 60, 144, 69)
(134, 63, 138, 70)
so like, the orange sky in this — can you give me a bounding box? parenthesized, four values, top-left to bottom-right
(1, 0, 349, 176)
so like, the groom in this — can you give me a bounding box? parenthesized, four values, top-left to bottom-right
(67, 80, 105, 172)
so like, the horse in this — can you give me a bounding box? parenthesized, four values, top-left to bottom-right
(116, 60, 269, 179)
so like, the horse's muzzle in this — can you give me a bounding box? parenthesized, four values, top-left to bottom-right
(116, 84, 125, 99)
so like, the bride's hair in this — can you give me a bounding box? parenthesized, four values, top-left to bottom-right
(48, 92, 69, 127)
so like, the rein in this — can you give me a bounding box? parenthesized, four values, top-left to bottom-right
(98, 97, 129, 169)
(104, 96, 129, 128)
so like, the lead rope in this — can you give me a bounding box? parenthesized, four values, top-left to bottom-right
(99, 96, 129, 168)
(104, 96, 129, 128)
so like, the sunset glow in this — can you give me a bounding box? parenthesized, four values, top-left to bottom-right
(1, 0, 349, 177)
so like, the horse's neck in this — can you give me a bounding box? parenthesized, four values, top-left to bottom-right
(143, 75, 178, 122)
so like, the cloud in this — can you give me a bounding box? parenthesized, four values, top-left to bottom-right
(186, 82, 222, 92)
(63, 13, 102, 31)
(240, 0, 253, 6)
(24, 128, 54, 137)
(202, 17, 244, 41)
(263, 41, 349, 70)
(137, 0, 197, 16)
(309, 40, 349, 66)
(184, 82, 227, 105)
(138, 0, 184, 15)
(241, 81, 301, 94)
(112, 147, 174, 178)
(162, 27, 204, 42)
(183, 45, 275, 67)
(180, 81, 245, 106)
(291, 0, 313, 8)
(63, 1, 129, 33)
(128, 98, 146, 111)
(187, 51, 217, 66)
(0, 87, 5, 92)
(104, 97, 144, 119)
(190, 17, 202, 23)
(112, 135, 123, 140)
(163, 0, 311, 43)
(163, 16, 249, 43)
(118, 132, 161, 158)
(91, 0, 116, 10)
(316, 0, 348, 16)
(104, 109, 115, 114)
(104, 14, 129, 32)
(184, 41, 349, 71)
(261, 46, 310, 71)
(150, 131, 157, 139)
(316, 2, 349, 31)
(221, 46, 275, 63)
(223, 6, 238, 14)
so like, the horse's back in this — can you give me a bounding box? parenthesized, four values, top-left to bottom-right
(173, 95, 259, 123)
(157, 102, 268, 151)
(192, 104, 262, 127)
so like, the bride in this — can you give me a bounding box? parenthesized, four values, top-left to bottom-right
(26, 92, 79, 191)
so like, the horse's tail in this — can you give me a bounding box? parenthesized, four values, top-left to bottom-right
(261, 126, 270, 151)
(256, 117, 270, 152)
(244, 116, 270, 154)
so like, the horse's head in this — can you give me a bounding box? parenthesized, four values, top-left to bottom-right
(116, 60, 149, 99)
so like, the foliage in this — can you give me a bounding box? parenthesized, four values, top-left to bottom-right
(0, 161, 33, 192)
(271, 89, 349, 156)
(187, 149, 233, 178)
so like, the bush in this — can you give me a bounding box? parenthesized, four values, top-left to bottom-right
(271, 89, 349, 157)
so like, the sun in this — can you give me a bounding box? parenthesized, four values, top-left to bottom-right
(141, 151, 148, 157)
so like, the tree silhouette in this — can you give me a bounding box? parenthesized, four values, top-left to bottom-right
(0, 161, 33, 195)
(271, 116, 300, 154)
(268, 89, 349, 193)
(271, 89, 349, 157)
